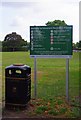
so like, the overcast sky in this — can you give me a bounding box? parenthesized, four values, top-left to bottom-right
(0, 0, 80, 43)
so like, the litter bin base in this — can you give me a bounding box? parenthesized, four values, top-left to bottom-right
(5, 103, 28, 110)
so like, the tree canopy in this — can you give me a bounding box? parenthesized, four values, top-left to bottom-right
(3, 32, 27, 51)
(2, 20, 81, 52)
(46, 20, 67, 26)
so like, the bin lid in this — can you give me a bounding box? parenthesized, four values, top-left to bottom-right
(13, 64, 24, 66)
(5, 64, 31, 70)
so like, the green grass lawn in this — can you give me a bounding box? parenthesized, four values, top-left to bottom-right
(1, 51, 80, 118)
(0, 52, 2, 101)
(1, 52, 79, 100)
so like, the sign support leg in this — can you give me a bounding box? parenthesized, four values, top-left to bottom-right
(34, 57, 37, 99)
(66, 58, 69, 102)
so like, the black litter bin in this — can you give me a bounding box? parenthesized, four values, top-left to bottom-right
(5, 64, 31, 108)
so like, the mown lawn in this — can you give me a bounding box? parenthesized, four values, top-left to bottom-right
(2, 52, 79, 99)
(0, 52, 2, 101)
(1, 51, 81, 118)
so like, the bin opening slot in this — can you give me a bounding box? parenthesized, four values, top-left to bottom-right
(8, 69, 22, 75)
(15, 70, 22, 74)
(9, 70, 12, 75)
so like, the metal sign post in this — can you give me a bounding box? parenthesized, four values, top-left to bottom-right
(33, 57, 70, 101)
(66, 58, 69, 101)
(30, 26, 73, 101)
(34, 56, 37, 98)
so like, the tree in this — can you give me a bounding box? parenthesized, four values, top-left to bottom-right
(72, 41, 81, 50)
(76, 42, 79, 48)
(3, 32, 27, 51)
(79, 41, 81, 49)
(46, 20, 67, 26)
(0, 41, 2, 52)
(73, 43, 76, 50)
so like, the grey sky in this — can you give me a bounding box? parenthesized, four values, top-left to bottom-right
(0, 0, 80, 42)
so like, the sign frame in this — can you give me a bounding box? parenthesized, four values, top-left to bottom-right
(30, 26, 73, 58)
(30, 25, 73, 101)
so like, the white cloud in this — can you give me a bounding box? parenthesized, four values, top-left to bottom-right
(0, 0, 79, 42)
(2, 0, 80, 2)
(10, 16, 26, 27)
(1, 1, 37, 8)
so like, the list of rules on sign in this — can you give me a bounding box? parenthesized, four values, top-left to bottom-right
(30, 26, 73, 56)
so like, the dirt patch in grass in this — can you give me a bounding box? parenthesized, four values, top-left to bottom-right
(31, 71, 43, 83)
(2, 97, 81, 119)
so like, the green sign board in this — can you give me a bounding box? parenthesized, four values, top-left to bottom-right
(30, 26, 73, 57)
